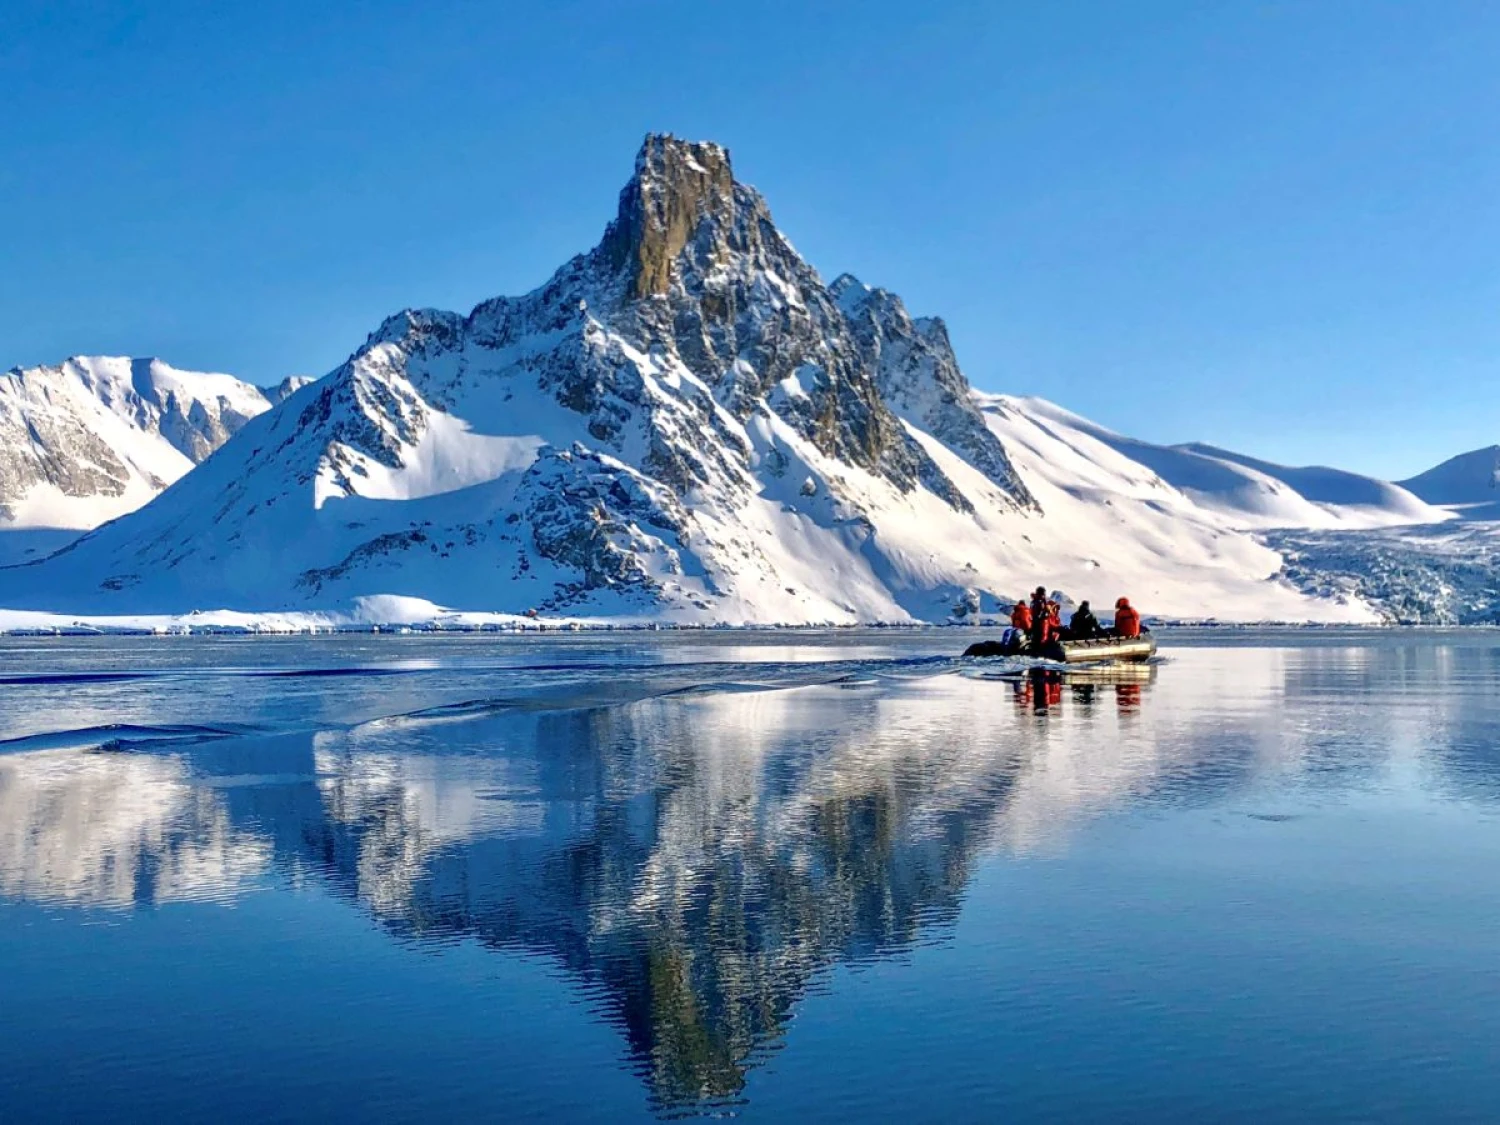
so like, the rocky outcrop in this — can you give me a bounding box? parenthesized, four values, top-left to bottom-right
(834, 275, 1036, 507)
(305, 133, 1036, 601)
(521, 445, 689, 605)
(602, 135, 737, 299)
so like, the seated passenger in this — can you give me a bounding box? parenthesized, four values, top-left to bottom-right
(1069, 601, 1101, 638)
(1113, 597, 1142, 638)
(1010, 598, 1033, 635)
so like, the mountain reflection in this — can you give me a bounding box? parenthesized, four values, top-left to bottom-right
(294, 683, 1026, 1110)
(0, 673, 1175, 1112)
(5, 643, 1499, 1114)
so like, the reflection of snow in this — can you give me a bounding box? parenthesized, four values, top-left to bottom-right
(297, 650, 1460, 935)
(311, 730, 546, 914)
(1, 641, 1490, 1114)
(0, 749, 268, 908)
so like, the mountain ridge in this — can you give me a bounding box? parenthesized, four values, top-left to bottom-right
(0, 356, 273, 532)
(1, 135, 1492, 625)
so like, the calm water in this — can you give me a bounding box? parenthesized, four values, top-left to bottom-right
(1, 629, 1498, 1123)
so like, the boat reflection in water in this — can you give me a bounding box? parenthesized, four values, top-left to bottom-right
(1007, 662, 1156, 716)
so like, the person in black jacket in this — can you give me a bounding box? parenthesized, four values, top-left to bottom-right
(1069, 601, 1101, 639)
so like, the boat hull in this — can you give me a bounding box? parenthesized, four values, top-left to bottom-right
(1047, 634, 1157, 664)
(962, 633, 1157, 664)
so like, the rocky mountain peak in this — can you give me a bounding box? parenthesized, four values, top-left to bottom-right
(5, 135, 1042, 615)
(602, 134, 740, 299)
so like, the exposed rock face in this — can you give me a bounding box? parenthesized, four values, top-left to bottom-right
(558, 135, 1024, 506)
(405, 134, 1033, 583)
(834, 276, 1035, 507)
(0, 412, 132, 520)
(603, 136, 737, 299)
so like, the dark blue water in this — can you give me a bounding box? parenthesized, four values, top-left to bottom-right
(1, 630, 1498, 1122)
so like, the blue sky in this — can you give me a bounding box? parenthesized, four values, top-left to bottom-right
(1, 0, 1494, 478)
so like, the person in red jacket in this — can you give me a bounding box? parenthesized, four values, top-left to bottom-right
(1010, 598, 1033, 633)
(1045, 601, 1063, 643)
(1113, 597, 1142, 638)
(1028, 586, 1050, 648)
(1005, 597, 1034, 652)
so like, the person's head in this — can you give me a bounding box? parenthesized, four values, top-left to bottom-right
(1116, 596, 1130, 609)
(1079, 601, 1090, 611)
(1034, 586, 1046, 597)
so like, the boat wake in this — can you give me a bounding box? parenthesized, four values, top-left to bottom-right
(0, 723, 253, 756)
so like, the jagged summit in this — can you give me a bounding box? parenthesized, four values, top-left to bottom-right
(603, 134, 739, 299)
(357, 134, 1031, 508)
(5, 135, 1044, 618)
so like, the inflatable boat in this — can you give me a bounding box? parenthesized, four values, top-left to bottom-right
(963, 632, 1157, 664)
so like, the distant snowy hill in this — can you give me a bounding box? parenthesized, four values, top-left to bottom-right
(0, 136, 1489, 627)
(0, 356, 274, 567)
(998, 397, 1443, 530)
(1399, 446, 1500, 511)
(1174, 443, 1444, 527)
(971, 395, 1376, 614)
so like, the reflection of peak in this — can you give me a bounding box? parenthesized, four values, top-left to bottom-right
(0, 672, 1199, 1113)
(7, 649, 1498, 1114)
(239, 685, 1026, 1109)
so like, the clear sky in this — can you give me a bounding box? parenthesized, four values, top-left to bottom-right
(2, 0, 1494, 478)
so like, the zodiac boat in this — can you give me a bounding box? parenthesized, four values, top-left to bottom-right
(963, 632, 1157, 664)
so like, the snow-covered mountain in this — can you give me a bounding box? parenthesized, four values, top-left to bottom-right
(0, 136, 1489, 626)
(0, 356, 273, 535)
(6, 136, 1045, 623)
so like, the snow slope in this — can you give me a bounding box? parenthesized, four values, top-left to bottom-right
(972, 395, 1374, 620)
(1177, 442, 1444, 527)
(0, 356, 272, 532)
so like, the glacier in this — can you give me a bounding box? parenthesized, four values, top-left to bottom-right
(0, 135, 1493, 630)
